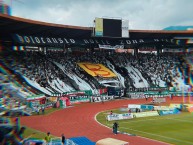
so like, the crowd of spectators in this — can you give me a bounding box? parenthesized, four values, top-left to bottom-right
(106, 52, 187, 90)
(1, 51, 76, 94)
(0, 69, 32, 116)
(135, 53, 180, 87)
(1, 49, 190, 95)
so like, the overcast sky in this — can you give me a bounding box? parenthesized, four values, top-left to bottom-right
(3, 0, 193, 30)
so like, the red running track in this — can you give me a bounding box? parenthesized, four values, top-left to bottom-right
(20, 97, 183, 145)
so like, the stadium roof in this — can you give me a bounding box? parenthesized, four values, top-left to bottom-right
(1, 14, 193, 48)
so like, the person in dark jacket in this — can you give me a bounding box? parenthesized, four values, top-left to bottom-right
(113, 122, 119, 135)
(61, 134, 65, 145)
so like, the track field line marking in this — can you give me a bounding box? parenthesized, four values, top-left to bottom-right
(94, 111, 169, 145)
(119, 115, 193, 124)
(167, 118, 193, 123)
(119, 127, 193, 145)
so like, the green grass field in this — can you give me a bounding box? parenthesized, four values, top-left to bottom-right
(24, 127, 53, 139)
(96, 110, 193, 145)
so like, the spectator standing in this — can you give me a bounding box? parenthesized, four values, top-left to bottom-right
(113, 122, 119, 135)
(35, 106, 39, 115)
(135, 108, 138, 113)
(45, 132, 51, 144)
(42, 105, 45, 114)
(101, 96, 104, 104)
(61, 134, 65, 145)
(145, 96, 148, 101)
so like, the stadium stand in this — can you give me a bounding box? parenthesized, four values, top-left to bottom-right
(0, 14, 193, 144)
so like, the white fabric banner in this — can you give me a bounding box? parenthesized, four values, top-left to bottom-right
(128, 104, 141, 109)
(154, 106, 174, 111)
(98, 44, 124, 49)
(132, 111, 159, 118)
(107, 113, 133, 121)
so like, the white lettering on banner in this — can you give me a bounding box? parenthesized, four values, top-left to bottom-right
(69, 96, 89, 100)
(99, 44, 124, 49)
(122, 113, 132, 119)
(52, 38, 58, 43)
(127, 92, 145, 99)
(126, 40, 131, 44)
(132, 40, 138, 43)
(89, 39, 94, 43)
(139, 39, 144, 43)
(58, 38, 63, 43)
(128, 104, 141, 109)
(162, 110, 174, 115)
(35, 37, 40, 43)
(24, 36, 30, 43)
(107, 113, 133, 121)
(92, 96, 114, 102)
(30, 36, 35, 43)
(70, 39, 75, 43)
(41, 37, 46, 43)
(154, 39, 159, 42)
(69, 95, 90, 104)
(46, 38, 52, 43)
(84, 39, 89, 44)
(93, 97, 101, 102)
(153, 98, 166, 103)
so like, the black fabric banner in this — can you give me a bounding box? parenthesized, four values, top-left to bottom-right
(13, 33, 174, 47)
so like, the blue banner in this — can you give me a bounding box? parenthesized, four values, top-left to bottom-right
(141, 105, 154, 110)
(159, 108, 181, 116)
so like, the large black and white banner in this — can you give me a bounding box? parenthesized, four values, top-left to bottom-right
(13, 34, 174, 47)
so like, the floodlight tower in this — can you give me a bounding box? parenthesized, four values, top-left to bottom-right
(0, 0, 24, 15)
(0, 0, 11, 15)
